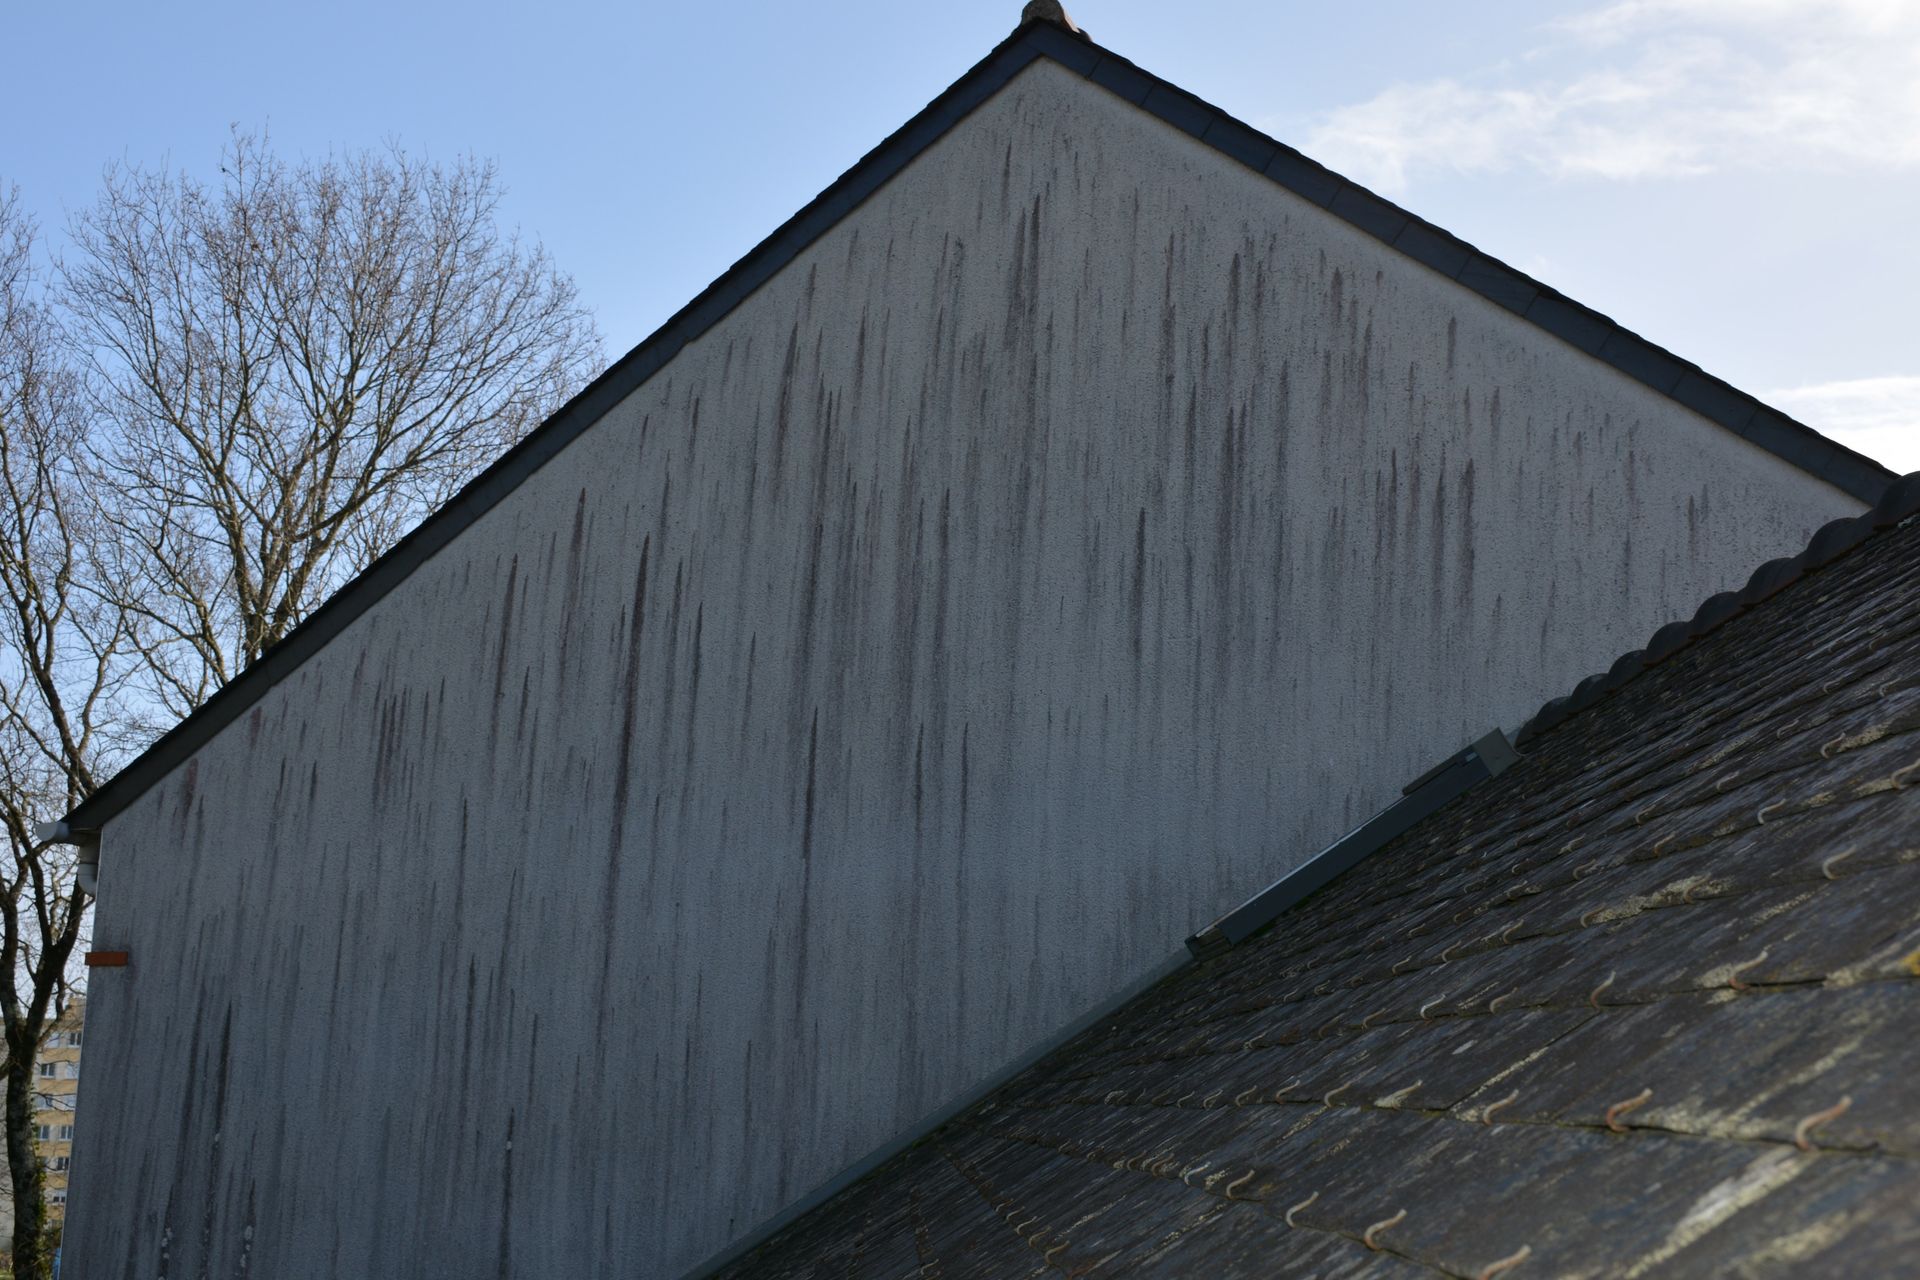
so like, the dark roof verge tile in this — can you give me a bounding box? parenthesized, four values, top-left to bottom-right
(1598, 331, 1687, 395)
(1522, 293, 1611, 354)
(1690, 590, 1743, 633)
(1642, 621, 1695, 666)
(1671, 372, 1758, 434)
(1803, 515, 1875, 568)
(1087, 53, 1154, 104)
(1457, 255, 1539, 315)
(1872, 472, 1920, 526)
(1140, 84, 1213, 138)
(1567, 672, 1610, 714)
(1263, 150, 1341, 207)
(1390, 222, 1471, 280)
(1199, 117, 1278, 173)
(1741, 555, 1806, 606)
(1607, 649, 1647, 686)
(1328, 186, 1411, 245)
(1741, 408, 1828, 470)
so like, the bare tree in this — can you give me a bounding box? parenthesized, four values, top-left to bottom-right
(0, 187, 125, 1279)
(65, 131, 601, 713)
(0, 135, 598, 1276)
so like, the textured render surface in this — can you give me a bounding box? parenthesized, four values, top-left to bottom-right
(67, 59, 1861, 1279)
(723, 514, 1920, 1280)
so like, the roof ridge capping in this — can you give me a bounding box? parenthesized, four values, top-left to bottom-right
(1515, 471, 1920, 748)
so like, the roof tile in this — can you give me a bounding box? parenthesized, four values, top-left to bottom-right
(1200, 117, 1279, 173)
(1389, 222, 1470, 279)
(1598, 331, 1689, 393)
(1521, 292, 1611, 354)
(1456, 256, 1539, 315)
(1262, 150, 1341, 207)
(1327, 187, 1410, 244)
(1087, 53, 1154, 104)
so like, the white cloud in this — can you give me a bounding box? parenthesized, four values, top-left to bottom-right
(1765, 376, 1920, 474)
(1299, 1, 1920, 194)
(1564, 0, 1919, 41)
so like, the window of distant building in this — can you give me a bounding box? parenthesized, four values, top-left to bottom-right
(34, 1125, 50, 1142)
(48, 1190, 65, 1206)
(63, 1031, 81, 1048)
(36, 1063, 54, 1078)
(45, 1157, 68, 1172)
(57, 1125, 72, 1141)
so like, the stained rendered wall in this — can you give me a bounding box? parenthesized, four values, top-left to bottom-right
(65, 58, 1860, 1279)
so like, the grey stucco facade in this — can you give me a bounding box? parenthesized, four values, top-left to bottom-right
(65, 53, 1865, 1279)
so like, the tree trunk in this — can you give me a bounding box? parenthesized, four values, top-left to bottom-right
(6, 1045, 46, 1279)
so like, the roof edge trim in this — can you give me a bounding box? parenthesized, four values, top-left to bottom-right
(61, 18, 1896, 834)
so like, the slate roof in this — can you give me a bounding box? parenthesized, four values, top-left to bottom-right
(59, 14, 1894, 838)
(718, 475, 1920, 1278)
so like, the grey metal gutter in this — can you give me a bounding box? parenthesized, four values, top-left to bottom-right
(59, 19, 1890, 835)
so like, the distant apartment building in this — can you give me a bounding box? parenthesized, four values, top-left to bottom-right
(33, 998, 84, 1229)
(0, 998, 85, 1249)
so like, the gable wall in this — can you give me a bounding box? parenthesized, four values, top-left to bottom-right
(65, 58, 1859, 1279)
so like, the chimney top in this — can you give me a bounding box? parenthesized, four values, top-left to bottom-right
(1021, 1, 1086, 37)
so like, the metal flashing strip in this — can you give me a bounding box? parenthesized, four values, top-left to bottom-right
(1187, 729, 1520, 961)
(58, 17, 1891, 836)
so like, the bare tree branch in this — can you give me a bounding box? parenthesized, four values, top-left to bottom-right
(0, 134, 598, 1275)
(65, 132, 601, 695)
(0, 186, 110, 1276)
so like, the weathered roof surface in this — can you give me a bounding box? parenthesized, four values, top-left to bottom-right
(61, 16, 1893, 837)
(720, 484, 1920, 1278)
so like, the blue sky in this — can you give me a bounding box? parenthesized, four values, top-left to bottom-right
(8, 0, 1917, 470)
